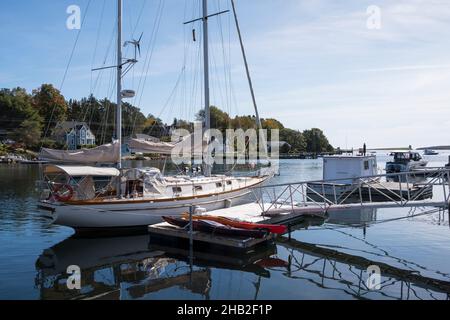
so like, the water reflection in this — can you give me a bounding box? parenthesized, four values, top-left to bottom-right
(3, 160, 450, 300)
(326, 208, 378, 227)
(277, 235, 450, 300)
(35, 235, 278, 300)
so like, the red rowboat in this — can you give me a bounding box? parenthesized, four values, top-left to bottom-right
(163, 216, 268, 239)
(181, 213, 287, 235)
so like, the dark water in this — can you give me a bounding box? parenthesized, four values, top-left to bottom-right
(1, 153, 450, 300)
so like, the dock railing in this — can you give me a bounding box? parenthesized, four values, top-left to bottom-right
(250, 168, 450, 214)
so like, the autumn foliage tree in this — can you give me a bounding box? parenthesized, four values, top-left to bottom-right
(32, 84, 68, 134)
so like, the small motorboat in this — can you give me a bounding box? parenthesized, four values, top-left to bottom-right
(424, 149, 439, 156)
(386, 151, 428, 173)
(181, 213, 287, 234)
(162, 216, 268, 239)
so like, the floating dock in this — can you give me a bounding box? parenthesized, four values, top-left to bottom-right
(148, 202, 327, 250)
(148, 222, 274, 250)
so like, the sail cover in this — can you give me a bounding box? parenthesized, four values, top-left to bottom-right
(39, 141, 120, 164)
(128, 134, 204, 156)
(128, 139, 177, 155)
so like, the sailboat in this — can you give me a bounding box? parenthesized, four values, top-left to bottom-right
(38, 0, 273, 232)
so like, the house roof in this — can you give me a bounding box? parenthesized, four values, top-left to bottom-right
(56, 121, 90, 133)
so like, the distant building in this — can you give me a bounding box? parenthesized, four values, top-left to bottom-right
(53, 121, 96, 150)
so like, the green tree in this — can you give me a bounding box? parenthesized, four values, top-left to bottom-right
(32, 84, 67, 133)
(65, 96, 147, 145)
(262, 118, 284, 130)
(196, 106, 232, 131)
(122, 102, 147, 137)
(11, 119, 43, 148)
(0, 87, 43, 132)
(280, 128, 306, 153)
(143, 114, 166, 138)
(303, 128, 334, 153)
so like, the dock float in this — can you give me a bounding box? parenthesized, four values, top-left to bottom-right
(148, 222, 274, 250)
(148, 202, 327, 250)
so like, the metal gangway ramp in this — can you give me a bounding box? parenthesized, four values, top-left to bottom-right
(251, 168, 450, 214)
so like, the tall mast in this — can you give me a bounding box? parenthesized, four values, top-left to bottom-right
(202, 0, 211, 176)
(231, 0, 261, 131)
(116, 0, 123, 169)
(202, 0, 210, 133)
(183, 1, 228, 176)
(231, 0, 267, 157)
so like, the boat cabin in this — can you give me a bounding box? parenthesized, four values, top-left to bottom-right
(323, 155, 378, 184)
(391, 151, 423, 163)
(40, 165, 259, 203)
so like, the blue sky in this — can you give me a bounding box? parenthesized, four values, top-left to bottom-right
(1, 0, 450, 148)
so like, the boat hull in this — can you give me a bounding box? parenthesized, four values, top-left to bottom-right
(39, 187, 256, 231)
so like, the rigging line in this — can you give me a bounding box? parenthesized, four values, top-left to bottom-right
(216, 0, 231, 119)
(131, 0, 148, 37)
(131, 0, 163, 113)
(59, 0, 93, 92)
(42, 0, 92, 144)
(145, 67, 186, 136)
(125, 0, 149, 138)
(133, 1, 161, 110)
(89, 0, 107, 95)
(86, 0, 107, 124)
(133, 0, 163, 104)
(85, 19, 116, 126)
(213, 0, 229, 115)
(136, 0, 165, 109)
(100, 53, 117, 144)
(91, 22, 117, 93)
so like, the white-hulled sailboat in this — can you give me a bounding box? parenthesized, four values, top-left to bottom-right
(38, 0, 273, 232)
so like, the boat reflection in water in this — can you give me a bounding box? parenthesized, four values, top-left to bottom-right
(278, 209, 450, 300)
(326, 207, 378, 227)
(35, 234, 278, 300)
(35, 212, 450, 300)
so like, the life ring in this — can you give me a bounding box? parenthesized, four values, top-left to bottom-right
(53, 184, 74, 202)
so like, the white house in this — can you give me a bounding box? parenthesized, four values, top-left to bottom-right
(54, 121, 96, 150)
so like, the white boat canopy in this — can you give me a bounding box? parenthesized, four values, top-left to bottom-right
(44, 165, 120, 177)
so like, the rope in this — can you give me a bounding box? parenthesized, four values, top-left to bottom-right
(41, 0, 92, 147)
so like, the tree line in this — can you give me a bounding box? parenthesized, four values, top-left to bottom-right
(0, 84, 334, 154)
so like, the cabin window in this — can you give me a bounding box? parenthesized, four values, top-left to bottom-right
(226, 181, 232, 185)
(172, 187, 182, 193)
(194, 185, 203, 191)
(364, 161, 369, 170)
(216, 182, 223, 188)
